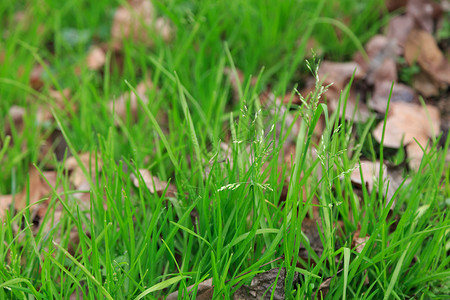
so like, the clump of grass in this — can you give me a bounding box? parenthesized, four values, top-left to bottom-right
(1, 0, 449, 299)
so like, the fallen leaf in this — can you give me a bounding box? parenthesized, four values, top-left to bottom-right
(326, 86, 371, 122)
(385, 0, 408, 12)
(351, 232, 370, 285)
(109, 79, 153, 122)
(314, 277, 332, 299)
(351, 160, 405, 206)
(166, 278, 213, 300)
(354, 35, 399, 85)
(407, 0, 443, 33)
(131, 169, 177, 197)
(154, 17, 173, 43)
(298, 218, 324, 260)
(372, 102, 440, 170)
(404, 29, 450, 85)
(370, 81, 418, 113)
(318, 61, 365, 91)
(29, 64, 45, 90)
(4, 106, 25, 136)
(0, 195, 13, 220)
(365, 35, 391, 59)
(233, 268, 295, 300)
(37, 88, 73, 123)
(224, 67, 258, 101)
(412, 71, 440, 97)
(65, 152, 103, 189)
(351, 160, 388, 194)
(373, 102, 440, 148)
(353, 235, 369, 254)
(14, 167, 57, 212)
(371, 57, 397, 86)
(387, 14, 415, 50)
(86, 45, 106, 71)
(111, 0, 172, 50)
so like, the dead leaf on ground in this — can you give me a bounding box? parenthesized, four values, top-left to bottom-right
(412, 71, 440, 97)
(385, 0, 408, 12)
(354, 35, 399, 85)
(405, 136, 432, 170)
(166, 278, 213, 300)
(4, 106, 25, 137)
(12, 167, 57, 213)
(372, 102, 440, 148)
(407, 0, 443, 33)
(353, 235, 369, 254)
(298, 218, 324, 260)
(387, 14, 415, 50)
(29, 64, 45, 90)
(86, 45, 106, 71)
(37, 88, 73, 123)
(131, 169, 177, 197)
(313, 276, 332, 300)
(372, 102, 440, 170)
(233, 267, 296, 300)
(404, 29, 450, 85)
(0, 195, 13, 220)
(351, 160, 388, 194)
(111, 0, 172, 50)
(318, 61, 365, 91)
(351, 160, 404, 206)
(109, 79, 153, 122)
(326, 86, 371, 122)
(65, 152, 103, 189)
(223, 67, 258, 101)
(370, 81, 418, 113)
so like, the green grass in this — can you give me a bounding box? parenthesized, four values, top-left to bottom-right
(1, 0, 449, 299)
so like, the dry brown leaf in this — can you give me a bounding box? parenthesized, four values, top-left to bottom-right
(132, 169, 177, 197)
(223, 67, 258, 101)
(166, 278, 213, 300)
(111, 0, 172, 50)
(14, 167, 57, 212)
(65, 152, 103, 189)
(365, 35, 391, 59)
(385, 0, 408, 11)
(370, 57, 397, 86)
(313, 276, 332, 300)
(109, 79, 153, 122)
(0, 195, 13, 220)
(86, 45, 106, 71)
(354, 35, 399, 85)
(407, 0, 443, 33)
(298, 218, 324, 259)
(326, 86, 371, 122)
(29, 64, 45, 90)
(37, 88, 72, 123)
(373, 102, 440, 170)
(4, 106, 25, 136)
(370, 81, 419, 113)
(233, 268, 295, 300)
(412, 71, 440, 97)
(353, 236, 369, 254)
(351, 160, 388, 194)
(351, 161, 404, 206)
(404, 29, 450, 85)
(387, 14, 415, 50)
(406, 136, 431, 170)
(154, 17, 173, 42)
(318, 61, 365, 91)
(373, 102, 440, 148)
